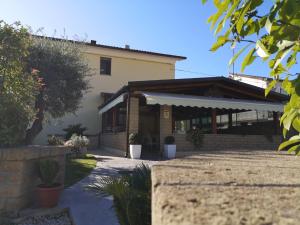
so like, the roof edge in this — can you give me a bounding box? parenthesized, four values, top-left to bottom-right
(32, 35, 187, 60)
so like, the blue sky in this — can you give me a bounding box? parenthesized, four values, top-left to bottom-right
(1, 0, 273, 79)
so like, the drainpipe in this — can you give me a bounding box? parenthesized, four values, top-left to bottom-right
(125, 90, 131, 158)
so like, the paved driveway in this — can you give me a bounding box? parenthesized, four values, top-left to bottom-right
(59, 151, 159, 225)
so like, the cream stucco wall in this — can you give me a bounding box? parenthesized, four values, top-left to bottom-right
(33, 45, 179, 144)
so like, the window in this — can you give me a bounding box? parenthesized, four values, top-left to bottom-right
(100, 57, 111, 75)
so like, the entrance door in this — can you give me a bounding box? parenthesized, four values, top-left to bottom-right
(139, 105, 160, 159)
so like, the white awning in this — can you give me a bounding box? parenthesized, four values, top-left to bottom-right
(99, 93, 125, 114)
(142, 92, 284, 112)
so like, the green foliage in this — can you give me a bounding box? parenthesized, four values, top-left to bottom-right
(27, 36, 90, 118)
(0, 95, 32, 147)
(164, 135, 175, 144)
(47, 135, 64, 146)
(0, 21, 38, 147)
(65, 154, 97, 188)
(25, 35, 91, 142)
(88, 164, 151, 225)
(129, 133, 141, 145)
(63, 124, 87, 140)
(186, 128, 204, 149)
(38, 159, 60, 187)
(204, 0, 300, 155)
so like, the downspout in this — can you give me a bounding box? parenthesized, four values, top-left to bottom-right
(125, 90, 131, 158)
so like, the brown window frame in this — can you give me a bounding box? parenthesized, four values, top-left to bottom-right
(100, 57, 112, 75)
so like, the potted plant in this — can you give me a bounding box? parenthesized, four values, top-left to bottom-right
(36, 159, 62, 208)
(129, 133, 142, 159)
(164, 136, 176, 159)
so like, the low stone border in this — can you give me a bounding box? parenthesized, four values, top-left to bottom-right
(0, 145, 70, 213)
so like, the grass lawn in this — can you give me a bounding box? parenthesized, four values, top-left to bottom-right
(64, 154, 97, 188)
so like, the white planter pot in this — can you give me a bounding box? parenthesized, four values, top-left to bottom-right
(164, 145, 176, 159)
(130, 145, 142, 159)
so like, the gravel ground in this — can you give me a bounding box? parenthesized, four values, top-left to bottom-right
(15, 212, 72, 225)
(152, 150, 300, 225)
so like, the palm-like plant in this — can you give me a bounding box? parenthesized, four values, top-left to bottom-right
(88, 164, 151, 225)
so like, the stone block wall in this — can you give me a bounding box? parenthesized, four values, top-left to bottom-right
(174, 133, 281, 155)
(129, 97, 139, 134)
(0, 146, 68, 213)
(100, 132, 127, 155)
(159, 105, 173, 151)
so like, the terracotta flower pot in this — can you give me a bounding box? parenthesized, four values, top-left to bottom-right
(36, 183, 63, 208)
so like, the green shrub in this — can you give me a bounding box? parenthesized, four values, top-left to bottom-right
(63, 124, 87, 140)
(164, 136, 175, 145)
(88, 164, 151, 225)
(129, 133, 141, 145)
(0, 95, 32, 147)
(38, 159, 60, 187)
(186, 128, 204, 149)
(47, 135, 64, 146)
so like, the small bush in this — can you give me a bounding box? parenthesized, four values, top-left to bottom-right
(164, 136, 175, 145)
(38, 159, 60, 187)
(48, 135, 64, 146)
(186, 128, 204, 149)
(129, 133, 141, 145)
(0, 95, 32, 147)
(88, 164, 151, 225)
(63, 124, 87, 140)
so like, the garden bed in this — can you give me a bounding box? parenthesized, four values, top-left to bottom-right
(64, 154, 97, 188)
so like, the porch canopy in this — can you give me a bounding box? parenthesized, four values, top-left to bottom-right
(98, 77, 288, 114)
(142, 92, 284, 112)
(99, 93, 125, 114)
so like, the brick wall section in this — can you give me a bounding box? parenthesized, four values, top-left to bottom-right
(160, 105, 173, 151)
(100, 132, 127, 153)
(0, 146, 69, 213)
(174, 134, 281, 153)
(129, 97, 139, 134)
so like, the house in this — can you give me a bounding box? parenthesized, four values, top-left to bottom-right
(33, 38, 186, 145)
(98, 77, 287, 157)
(229, 73, 286, 94)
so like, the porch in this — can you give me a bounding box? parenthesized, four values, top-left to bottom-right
(98, 77, 286, 158)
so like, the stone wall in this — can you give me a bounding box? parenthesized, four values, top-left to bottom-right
(159, 105, 173, 151)
(100, 132, 127, 155)
(129, 97, 139, 134)
(174, 133, 281, 155)
(0, 146, 68, 213)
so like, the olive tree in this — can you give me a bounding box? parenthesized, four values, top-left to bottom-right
(25, 36, 91, 143)
(0, 21, 38, 147)
(203, 0, 300, 154)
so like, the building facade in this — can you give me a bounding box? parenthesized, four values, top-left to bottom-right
(229, 73, 285, 94)
(33, 39, 185, 145)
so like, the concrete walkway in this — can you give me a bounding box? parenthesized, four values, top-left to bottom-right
(59, 151, 158, 225)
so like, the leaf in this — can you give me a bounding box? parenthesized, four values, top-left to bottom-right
(278, 137, 300, 151)
(265, 17, 272, 34)
(287, 144, 300, 155)
(210, 36, 229, 51)
(241, 48, 256, 72)
(292, 117, 300, 132)
(229, 43, 251, 66)
(256, 40, 270, 58)
(236, 1, 251, 34)
(265, 79, 277, 96)
(201, 0, 208, 4)
(283, 108, 298, 131)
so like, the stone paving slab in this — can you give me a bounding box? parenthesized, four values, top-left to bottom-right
(59, 151, 158, 225)
(152, 150, 300, 225)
